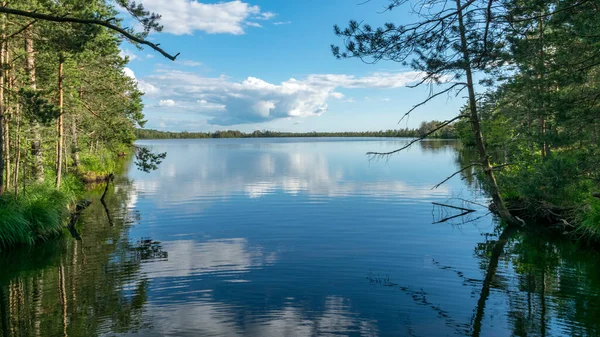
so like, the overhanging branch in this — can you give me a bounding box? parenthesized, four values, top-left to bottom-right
(367, 114, 466, 157)
(0, 6, 179, 61)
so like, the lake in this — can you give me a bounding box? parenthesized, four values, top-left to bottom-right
(1, 138, 599, 337)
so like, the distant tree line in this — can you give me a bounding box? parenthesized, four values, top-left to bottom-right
(135, 121, 458, 139)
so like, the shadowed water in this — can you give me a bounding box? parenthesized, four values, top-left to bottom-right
(1, 138, 599, 337)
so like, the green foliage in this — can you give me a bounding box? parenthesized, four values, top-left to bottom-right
(579, 199, 600, 239)
(19, 88, 61, 125)
(80, 149, 116, 175)
(134, 147, 166, 173)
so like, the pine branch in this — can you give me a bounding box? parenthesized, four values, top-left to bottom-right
(0, 6, 179, 60)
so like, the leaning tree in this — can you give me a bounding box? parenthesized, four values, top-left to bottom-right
(332, 0, 518, 223)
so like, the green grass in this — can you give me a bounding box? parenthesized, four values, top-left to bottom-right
(574, 199, 600, 243)
(0, 176, 83, 252)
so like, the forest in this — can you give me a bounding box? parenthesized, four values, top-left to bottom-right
(0, 0, 599, 251)
(0, 0, 169, 251)
(135, 120, 458, 139)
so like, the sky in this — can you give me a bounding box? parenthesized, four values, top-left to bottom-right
(120, 0, 465, 133)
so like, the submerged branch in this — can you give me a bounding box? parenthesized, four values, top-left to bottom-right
(432, 202, 475, 213)
(433, 210, 475, 224)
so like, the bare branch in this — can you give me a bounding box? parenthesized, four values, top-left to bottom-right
(399, 82, 466, 124)
(368, 114, 466, 157)
(432, 202, 475, 212)
(432, 163, 480, 190)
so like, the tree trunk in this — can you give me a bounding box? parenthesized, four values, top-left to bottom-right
(25, 31, 44, 183)
(13, 104, 20, 196)
(0, 21, 5, 195)
(455, 0, 515, 224)
(71, 118, 80, 169)
(4, 47, 10, 192)
(56, 59, 64, 189)
(539, 16, 547, 160)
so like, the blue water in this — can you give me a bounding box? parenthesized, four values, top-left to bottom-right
(121, 139, 509, 336)
(3, 138, 599, 337)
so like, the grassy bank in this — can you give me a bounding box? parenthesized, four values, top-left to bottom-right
(0, 149, 130, 252)
(0, 181, 79, 252)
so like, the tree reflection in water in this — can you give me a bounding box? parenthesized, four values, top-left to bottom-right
(1, 141, 600, 337)
(0, 173, 167, 337)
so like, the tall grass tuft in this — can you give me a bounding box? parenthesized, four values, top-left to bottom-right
(0, 179, 82, 251)
(575, 199, 600, 243)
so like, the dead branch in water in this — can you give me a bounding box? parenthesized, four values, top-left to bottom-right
(432, 202, 475, 213)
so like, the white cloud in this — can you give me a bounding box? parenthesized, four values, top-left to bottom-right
(123, 67, 160, 96)
(146, 54, 155, 59)
(273, 21, 292, 25)
(159, 99, 176, 107)
(119, 49, 138, 61)
(305, 72, 425, 89)
(245, 22, 262, 28)
(138, 0, 274, 35)
(382, 98, 392, 101)
(123, 67, 136, 80)
(256, 12, 276, 20)
(140, 69, 426, 125)
(138, 81, 160, 95)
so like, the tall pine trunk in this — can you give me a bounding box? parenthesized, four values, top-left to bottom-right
(455, 0, 515, 224)
(13, 104, 20, 196)
(71, 117, 80, 169)
(56, 58, 64, 189)
(25, 31, 44, 183)
(0, 22, 4, 195)
(4, 47, 10, 191)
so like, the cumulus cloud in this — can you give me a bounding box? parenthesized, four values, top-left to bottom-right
(256, 12, 276, 20)
(123, 67, 160, 96)
(123, 67, 136, 80)
(138, 0, 274, 35)
(159, 99, 176, 107)
(140, 69, 426, 125)
(119, 49, 137, 61)
(138, 81, 160, 95)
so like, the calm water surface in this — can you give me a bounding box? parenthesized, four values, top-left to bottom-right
(1, 138, 599, 337)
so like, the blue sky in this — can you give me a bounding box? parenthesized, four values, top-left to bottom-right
(121, 0, 465, 132)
